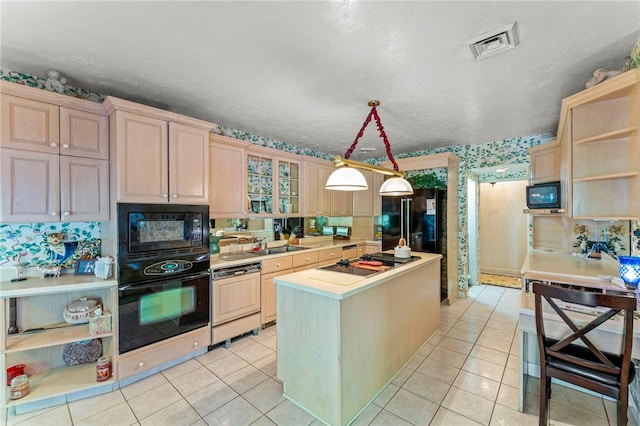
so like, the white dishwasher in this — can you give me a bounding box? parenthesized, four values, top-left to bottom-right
(211, 262, 262, 348)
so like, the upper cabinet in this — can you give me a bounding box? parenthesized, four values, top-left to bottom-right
(558, 69, 639, 220)
(245, 146, 301, 217)
(276, 157, 301, 216)
(104, 97, 214, 205)
(302, 158, 332, 217)
(528, 141, 560, 184)
(0, 82, 110, 222)
(352, 170, 384, 216)
(1, 86, 108, 159)
(247, 149, 275, 216)
(209, 134, 250, 218)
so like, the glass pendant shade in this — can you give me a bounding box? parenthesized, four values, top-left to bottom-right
(379, 177, 414, 196)
(325, 167, 368, 191)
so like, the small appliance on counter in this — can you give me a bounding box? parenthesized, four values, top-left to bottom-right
(334, 226, 351, 240)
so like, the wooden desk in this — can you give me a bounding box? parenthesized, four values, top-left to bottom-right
(517, 249, 635, 411)
(518, 291, 640, 412)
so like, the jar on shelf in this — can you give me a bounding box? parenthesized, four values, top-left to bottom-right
(10, 374, 29, 400)
(96, 356, 112, 382)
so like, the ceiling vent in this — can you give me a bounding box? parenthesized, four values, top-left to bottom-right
(467, 22, 519, 60)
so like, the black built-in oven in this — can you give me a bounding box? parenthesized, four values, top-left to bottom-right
(117, 203, 210, 354)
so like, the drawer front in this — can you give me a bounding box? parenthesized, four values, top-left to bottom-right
(292, 251, 319, 268)
(318, 247, 341, 262)
(261, 256, 293, 274)
(118, 327, 210, 379)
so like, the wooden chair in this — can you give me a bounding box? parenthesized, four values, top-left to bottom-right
(532, 281, 636, 425)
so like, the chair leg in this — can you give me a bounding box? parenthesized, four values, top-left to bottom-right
(539, 372, 550, 425)
(618, 387, 628, 426)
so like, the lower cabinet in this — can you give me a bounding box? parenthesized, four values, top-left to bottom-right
(292, 251, 319, 272)
(318, 247, 342, 267)
(260, 256, 294, 327)
(118, 327, 209, 380)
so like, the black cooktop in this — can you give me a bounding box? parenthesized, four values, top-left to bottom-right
(316, 253, 420, 277)
(317, 262, 379, 277)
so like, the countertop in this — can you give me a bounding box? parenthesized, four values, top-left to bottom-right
(0, 274, 117, 297)
(274, 252, 442, 300)
(521, 249, 621, 289)
(209, 238, 381, 269)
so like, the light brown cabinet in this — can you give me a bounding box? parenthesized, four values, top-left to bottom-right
(105, 98, 213, 205)
(118, 327, 209, 380)
(0, 148, 108, 222)
(353, 170, 375, 216)
(558, 69, 640, 219)
(260, 256, 294, 326)
(529, 141, 560, 184)
(209, 134, 249, 218)
(302, 158, 332, 217)
(1, 92, 109, 159)
(0, 82, 110, 222)
(293, 250, 320, 271)
(318, 247, 342, 266)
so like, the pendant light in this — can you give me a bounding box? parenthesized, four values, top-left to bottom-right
(325, 100, 413, 196)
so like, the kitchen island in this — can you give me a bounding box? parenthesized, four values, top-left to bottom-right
(274, 252, 442, 426)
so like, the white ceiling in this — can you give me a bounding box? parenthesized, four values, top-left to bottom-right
(1, 1, 639, 161)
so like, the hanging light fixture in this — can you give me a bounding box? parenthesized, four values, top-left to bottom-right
(325, 100, 413, 196)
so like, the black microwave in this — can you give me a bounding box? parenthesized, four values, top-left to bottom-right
(117, 203, 208, 256)
(526, 181, 561, 209)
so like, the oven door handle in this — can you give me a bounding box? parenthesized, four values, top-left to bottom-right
(118, 271, 210, 291)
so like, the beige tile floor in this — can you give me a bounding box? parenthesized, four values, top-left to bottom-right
(5, 284, 637, 426)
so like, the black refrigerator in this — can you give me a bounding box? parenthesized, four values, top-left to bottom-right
(381, 188, 448, 301)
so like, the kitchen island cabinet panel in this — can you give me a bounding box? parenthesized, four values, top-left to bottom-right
(276, 253, 441, 426)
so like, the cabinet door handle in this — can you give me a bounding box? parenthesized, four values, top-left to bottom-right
(50, 211, 58, 216)
(172, 194, 177, 198)
(50, 142, 57, 148)
(162, 194, 169, 198)
(276, 263, 281, 267)
(193, 341, 199, 347)
(62, 144, 70, 149)
(138, 361, 145, 367)
(63, 211, 70, 216)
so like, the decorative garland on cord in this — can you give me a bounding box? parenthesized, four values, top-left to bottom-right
(343, 102, 400, 171)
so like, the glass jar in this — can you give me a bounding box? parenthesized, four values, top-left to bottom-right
(96, 356, 112, 382)
(10, 374, 29, 400)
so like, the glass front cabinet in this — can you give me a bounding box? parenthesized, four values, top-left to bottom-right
(247, 148, 300, 217)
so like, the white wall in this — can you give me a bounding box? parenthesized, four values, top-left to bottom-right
(479, 180, 528, 276)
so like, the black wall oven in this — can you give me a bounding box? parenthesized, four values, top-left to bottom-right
(117, 203, 210, 354)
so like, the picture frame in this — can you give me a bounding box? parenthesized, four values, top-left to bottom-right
(251, 201, 267, 214)
(74, 259, 97, 275)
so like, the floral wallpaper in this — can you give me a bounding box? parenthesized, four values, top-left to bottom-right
(0, 69, 104, 102)
(0, 223, 101, 274)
